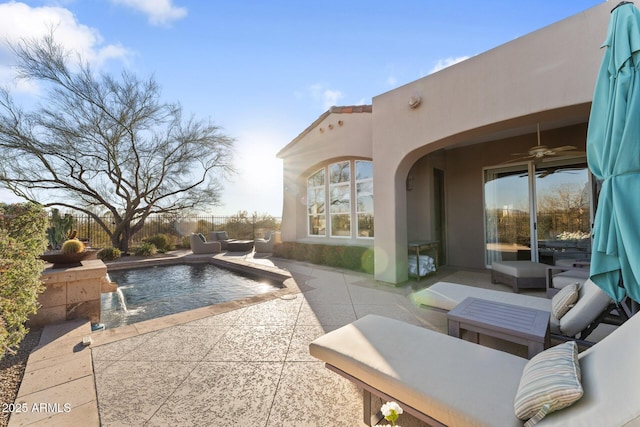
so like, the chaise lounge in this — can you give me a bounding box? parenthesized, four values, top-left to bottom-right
(411, 278, 616, 345)
(309, 312, 640, 426)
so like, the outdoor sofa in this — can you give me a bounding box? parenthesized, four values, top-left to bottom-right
(310, 311, 640, 426)
(208, 231, 235, 250)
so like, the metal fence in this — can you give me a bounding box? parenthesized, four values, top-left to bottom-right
(67, 214, 281, 249)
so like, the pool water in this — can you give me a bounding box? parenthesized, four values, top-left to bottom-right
(100, 263, 280, 328)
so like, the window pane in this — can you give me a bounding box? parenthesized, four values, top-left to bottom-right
(535, 162, 591, 265)
(356, 181, 373, 213)
(331, 214, 351, 236)
(308, 169, 324, 187)
(484, 166, 531, 265)
(330, 185, 350, 213)
(358, 213, 374, 237)
(307, 188, 325, 215)
(329, 161, 350, 183)
(309, 215, 326, 235)
(356, 161, 373, 180)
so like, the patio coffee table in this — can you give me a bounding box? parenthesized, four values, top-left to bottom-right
(447, 297, 550, 358)
(226, 240, 254, 252)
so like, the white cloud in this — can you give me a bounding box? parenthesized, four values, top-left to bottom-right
(430, 55, 471, 74)
(0, 2, 131, 92)
(308, 83, 344, 110)
(110, 0, 187, 26)
(386, 75, 397, 86)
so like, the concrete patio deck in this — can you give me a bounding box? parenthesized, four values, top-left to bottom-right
(9, 253, 552, 426)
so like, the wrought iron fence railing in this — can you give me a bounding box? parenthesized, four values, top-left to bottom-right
(65, 214, 281, 249)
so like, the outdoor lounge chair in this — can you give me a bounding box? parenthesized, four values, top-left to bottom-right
(189, 233, 222, 254)
(309, 312, 640, 426)
(411, 279, 620, 346)
(546, 265, 591, 297)
(254, 231, 281, 253)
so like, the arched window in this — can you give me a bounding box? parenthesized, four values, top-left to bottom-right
(307, 160, 373, 238)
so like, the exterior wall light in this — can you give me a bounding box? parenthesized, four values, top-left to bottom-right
(408, 95, 422, 108)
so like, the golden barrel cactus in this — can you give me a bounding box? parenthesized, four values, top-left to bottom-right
(61, 239, 85, 254)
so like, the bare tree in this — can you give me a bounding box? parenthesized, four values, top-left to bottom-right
(0, 34, 234, 252)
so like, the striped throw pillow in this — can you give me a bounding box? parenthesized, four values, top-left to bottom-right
(551, 282, 580, 319)
(514, 341, 583, 424)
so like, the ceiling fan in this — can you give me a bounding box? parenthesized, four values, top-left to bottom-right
(504, 124, 586, 164)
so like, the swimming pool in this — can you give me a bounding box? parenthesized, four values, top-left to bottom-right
(100, 263, 281, 328)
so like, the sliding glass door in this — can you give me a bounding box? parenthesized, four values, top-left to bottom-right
(534, 160, 592, 265)
(484, 163, 534, 265)
(484, 159, 592, 267)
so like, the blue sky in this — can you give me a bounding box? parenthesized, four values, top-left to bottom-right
(0, 0, 605, 215)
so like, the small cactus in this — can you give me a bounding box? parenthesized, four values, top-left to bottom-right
(61, 239, 85, 254)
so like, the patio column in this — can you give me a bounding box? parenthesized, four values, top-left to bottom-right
(373, 165, 409, 284)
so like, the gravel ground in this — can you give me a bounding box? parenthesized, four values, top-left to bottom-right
(0, 328, 42, 427)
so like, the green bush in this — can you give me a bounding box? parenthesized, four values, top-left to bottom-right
(273, 242, 293, 258)
(0, 203, 48, 359)
(180, 235, 191, 249)
(323, 245, 343, 267)
(273, 241, 374, 273)
(307, 244, 326, 265)
(97, 247, 122, 261)
(134, 242, 157, 256)
(145, 233, 173, 252)
(360, 248, 375, 274)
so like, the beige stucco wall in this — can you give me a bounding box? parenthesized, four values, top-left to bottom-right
(279, 110, 372, 243)
(372, 2, 610, 283)
(277, 2, 610, 284)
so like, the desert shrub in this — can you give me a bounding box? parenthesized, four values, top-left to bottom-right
(61, 239, 85, 254)
(272, 242, 293, 258)
(321, 245, 342, 267)
(133, 242, 157, 256)
(292, 242, 309, 261)
(145, 233, 173, 252)
(97, 247, 122, 261)
(274, 241, 374, 273)
(0, 203, 48, 359)
(342, 246, 365, 270)
(360, 248, 375, 274)
(179, 235, 191, 248)
(307, 244, 326, 265)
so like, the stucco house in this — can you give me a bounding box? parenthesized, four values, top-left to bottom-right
(277, 2, 610, 285)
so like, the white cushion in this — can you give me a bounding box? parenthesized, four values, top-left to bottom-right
(411, 282, 551, 312)
(310, 315, 527, 427)
(551, 269, 589, 290)
(493, 261, 548, 278)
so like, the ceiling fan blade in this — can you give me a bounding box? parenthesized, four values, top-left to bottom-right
(501, 155, 534, 164)
(548, 150, 586, 157)
(550, 145, 577, 153)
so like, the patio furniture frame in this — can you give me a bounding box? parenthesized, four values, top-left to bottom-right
(325, 364, 445, 427)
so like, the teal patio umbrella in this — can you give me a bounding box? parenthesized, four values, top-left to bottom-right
(587, 1, 640, 303)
